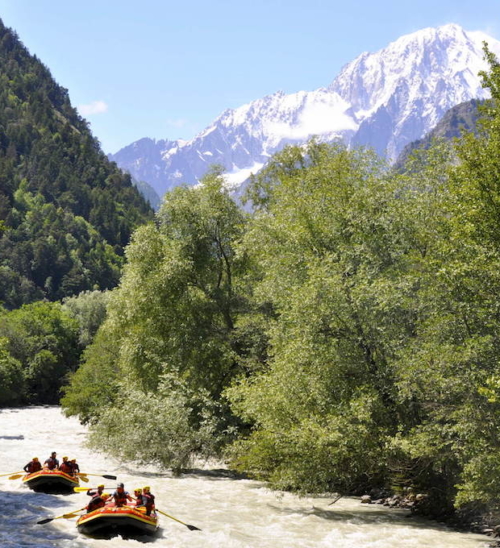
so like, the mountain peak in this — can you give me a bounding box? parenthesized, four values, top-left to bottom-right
(111, 24, 500, 197)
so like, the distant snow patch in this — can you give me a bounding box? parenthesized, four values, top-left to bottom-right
(224, 162, 265, 190)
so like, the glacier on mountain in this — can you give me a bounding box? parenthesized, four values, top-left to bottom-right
(110, 24, 500, 198)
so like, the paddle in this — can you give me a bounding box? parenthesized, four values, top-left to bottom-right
(156, 509, 201, 531)
(78, 473, 117, 481)
(37, 506, 87, 525)
(0, 471, 23, 478)
(7, 473, 25, 480)
(73, 486, 111, 492)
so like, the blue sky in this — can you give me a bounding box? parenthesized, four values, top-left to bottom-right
(0, 0, 498, 153)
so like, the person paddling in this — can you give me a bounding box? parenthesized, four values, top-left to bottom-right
(133, 488, 145, 508)
(23, 457, 41, 474)
(86, 492, 110, 513)
(143, 486, 155, 515)
(59, 456, 72, 475)
(69, 458, 80, 476)
(111, 483, 133, 507)
(87, 484, 105, 497)
(43, 451, 59, 470)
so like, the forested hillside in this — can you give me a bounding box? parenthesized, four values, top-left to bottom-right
(0, 20, 153, 309)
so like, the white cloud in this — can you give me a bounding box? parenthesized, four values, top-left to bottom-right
(78, 100, 108, 116)
(265, 100, 358, 141)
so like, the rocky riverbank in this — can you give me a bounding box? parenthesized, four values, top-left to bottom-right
(359, 490, 500, 546)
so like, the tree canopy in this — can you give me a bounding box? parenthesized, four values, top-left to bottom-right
(58, 45, 500, 516)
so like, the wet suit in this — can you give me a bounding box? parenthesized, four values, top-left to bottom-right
(134, 494, 146, 507)
(87, 495, 106, 513)
(44, 456, 59, 470)
(87, 487, 104, 497)
(69, 462, 80, 476)
(23, 460, 42, 473)
(143, 492, 155, 516)
(59, 461, 72, 474)
(111, 489, 132, 507)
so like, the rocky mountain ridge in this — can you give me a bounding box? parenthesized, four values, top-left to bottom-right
(111, 24, 500, 198)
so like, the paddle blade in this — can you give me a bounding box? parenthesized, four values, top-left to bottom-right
(77, 472, 117, 480)
(0, 471, 23, 478)
(8, 473, 24, 480)
(78, 475, 89, 483)
(38, 505, 87, 524)
(62, 512, 79, 519)
(156, 509, 201, 531)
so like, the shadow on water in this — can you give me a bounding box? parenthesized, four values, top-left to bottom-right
(119, 465, 248, 481)
(79, 529, 160, 543)
(0, 404, 55, 414)
(0, 489, 76, 547)
(181, 468, 248, 480)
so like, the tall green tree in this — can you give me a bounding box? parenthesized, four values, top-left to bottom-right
(62, 289, 110, 347)
(405, 44, 500, 509)
(227, 142, 411, 494)
(63, 169, 250, 468)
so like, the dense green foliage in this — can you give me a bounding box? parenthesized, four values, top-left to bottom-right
(62, 46, 500, 516)
(62, 289, 110, 347)
(63, 169, 251, 469)
(0, 289, 110, 406)
(0, 301, 80, 405)
(0, 20, 153, 309)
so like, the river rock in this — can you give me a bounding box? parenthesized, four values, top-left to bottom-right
(361, 495, 372, 504)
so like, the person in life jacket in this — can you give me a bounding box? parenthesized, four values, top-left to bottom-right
(87, 484, 105, 497)
(59, 456, 72, 475)
(43, 452, 59, 470)
(142, 486, 155, 515)
(69, 458, 80, 476)
(86, 492, 110, 513)
(23, 457, 42, 474)
(133, 488, 145, 508)
(111, 483, 133, 507)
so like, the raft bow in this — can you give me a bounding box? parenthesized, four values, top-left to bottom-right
(23, 469, 79, 493)
(76, 504, 159, 537)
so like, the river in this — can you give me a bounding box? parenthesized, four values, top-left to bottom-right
(0, 407, 491, 547)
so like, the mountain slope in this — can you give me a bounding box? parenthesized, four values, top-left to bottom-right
(394, 99, 483, 169)
(111, 24, 500, 198)
(0, 20, 154, 309)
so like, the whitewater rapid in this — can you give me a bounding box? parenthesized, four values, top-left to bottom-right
(0, 407, 490, 547)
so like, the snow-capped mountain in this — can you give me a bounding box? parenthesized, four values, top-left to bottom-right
(110, 24, 500, 198)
